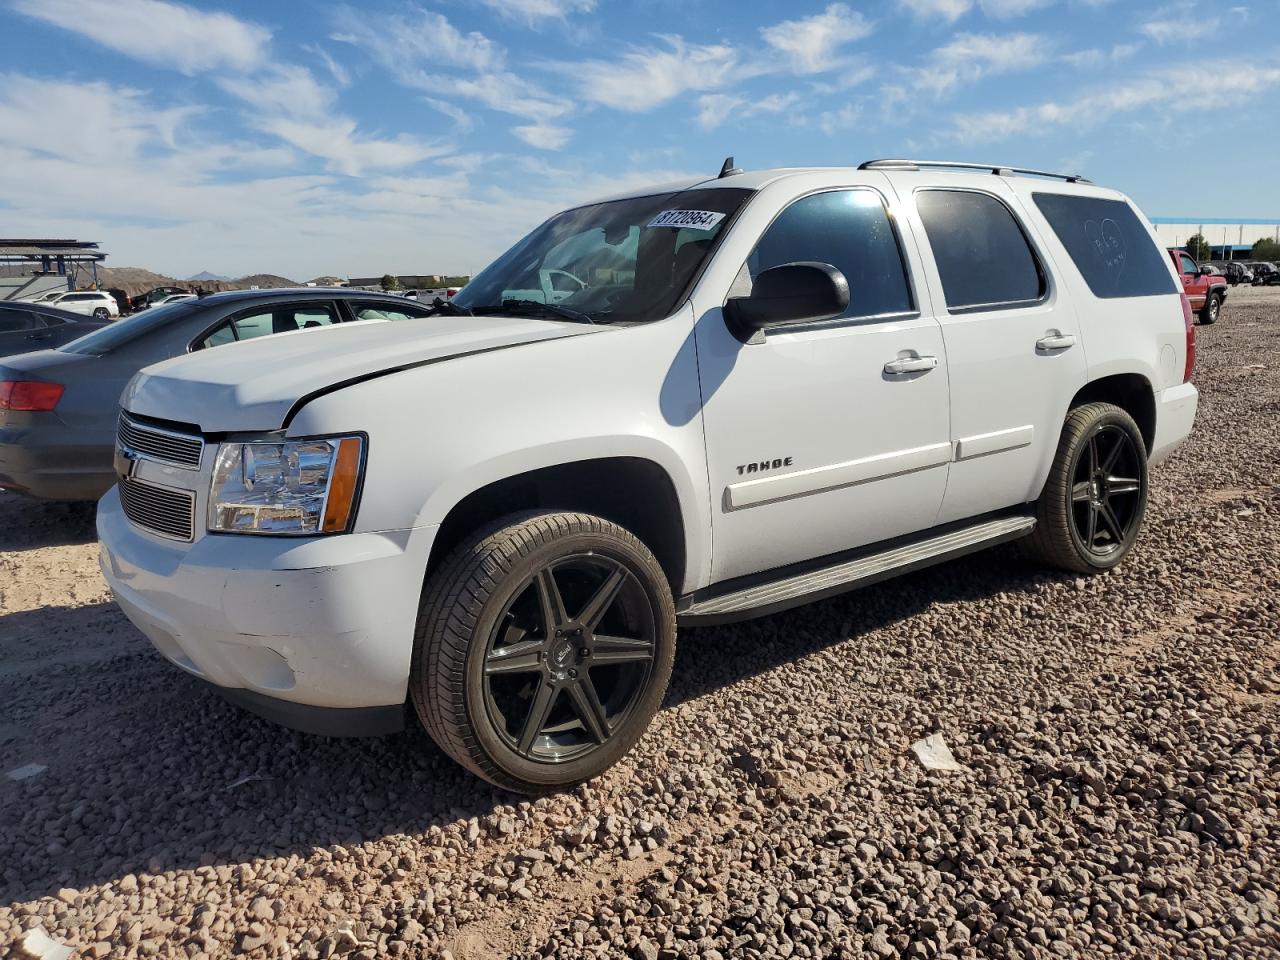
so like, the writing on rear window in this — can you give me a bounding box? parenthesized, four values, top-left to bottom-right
(1032, 193, 1176, 299)
(648, 209, 726, 230)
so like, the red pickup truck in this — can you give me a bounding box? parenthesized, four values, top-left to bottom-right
(1169, 248, 1227, 325)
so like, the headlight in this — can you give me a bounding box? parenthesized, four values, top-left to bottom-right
(208, 436, 364, 535)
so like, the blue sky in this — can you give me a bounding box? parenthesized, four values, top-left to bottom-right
(2, 0, 1277, 279)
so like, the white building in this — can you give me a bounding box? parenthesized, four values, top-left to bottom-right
(1151, 218, 1280, 259)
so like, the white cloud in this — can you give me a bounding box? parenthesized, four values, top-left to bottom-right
(259, 118, 450, 176)
(1061, 42, 1139, 67)
(423, 98, 476, 132)
(0, 74, 197, 164)
(512, 123, 573, 149)
(11, 0, 270, 75)
(695, 92, 802, 130)
(978, 0, 1054, 16)
(898, 0, 973, 23)
(1139, 3, 1219, 43)
(819, 103, 862, 135)
(335, 7, 570, 126)
(218, 65, 335, 121)
(948, 61, 1280, 142)
(560, 36, 743, 112)
(911, 31, 1049, 94)
(334, 8, 504, 74)
(307, 45, 353, 88)
(476, 0, 596, 24)
(760, 4, 873, 74)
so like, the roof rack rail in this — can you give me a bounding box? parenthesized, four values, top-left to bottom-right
(858, 159, 1090, 184)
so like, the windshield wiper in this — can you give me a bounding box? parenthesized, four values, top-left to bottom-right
(469, 299, 598, 325)
(425, 297, 472, 317)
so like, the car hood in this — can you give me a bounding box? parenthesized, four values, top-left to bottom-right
(121, 314, 603, 432)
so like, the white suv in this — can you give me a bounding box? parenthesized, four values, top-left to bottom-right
(47, 290, 119, 319)
(98, 159, 1198, 792)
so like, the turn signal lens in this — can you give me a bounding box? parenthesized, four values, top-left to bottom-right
(321, 437, 363, 533)
(0, 380, 64, 411)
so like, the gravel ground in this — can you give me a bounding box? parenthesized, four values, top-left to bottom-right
(2, 288, 1277, 960)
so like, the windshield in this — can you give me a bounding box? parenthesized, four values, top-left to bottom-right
(453, 187, 752, 323)
(60, 300, 201, 355)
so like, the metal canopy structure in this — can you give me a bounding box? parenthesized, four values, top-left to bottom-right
(0, 238, 106, 297)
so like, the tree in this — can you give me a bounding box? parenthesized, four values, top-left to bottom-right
(1184, 233, 1210, 261)
(1252, 238, 1280, 262)
(380, 273, 401, 291)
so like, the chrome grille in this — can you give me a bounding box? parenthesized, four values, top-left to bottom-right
(117, 414, 203, 468)
(119, 477, 196, 541)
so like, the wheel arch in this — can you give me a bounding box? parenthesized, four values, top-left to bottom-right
(1068, 373, 1156, 453)
(424, 456, 690, 596)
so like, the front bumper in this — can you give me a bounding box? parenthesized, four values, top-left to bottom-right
(97, 487, 437, 731)
(1149, 382, 1199, 467)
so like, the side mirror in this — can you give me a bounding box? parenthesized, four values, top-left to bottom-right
(724, 262, 850, 340)
(1198, 265, 1212, 276)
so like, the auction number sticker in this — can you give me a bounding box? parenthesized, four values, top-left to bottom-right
(647, 209, 726, 230)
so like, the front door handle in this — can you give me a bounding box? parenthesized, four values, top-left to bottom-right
(1036, 332, 1076, 352)
(884, 355, 939, 375)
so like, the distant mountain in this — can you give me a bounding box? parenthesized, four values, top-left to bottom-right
(188, 270, 230, 282)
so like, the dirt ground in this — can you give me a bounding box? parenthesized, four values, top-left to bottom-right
(2, 288, 1277, 959)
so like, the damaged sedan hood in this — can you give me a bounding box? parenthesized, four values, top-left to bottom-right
(122, 315, 601, 432)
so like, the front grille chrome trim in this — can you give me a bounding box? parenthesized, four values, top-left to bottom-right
(117, 413, 203, 469)
(118, 476, 196, 542)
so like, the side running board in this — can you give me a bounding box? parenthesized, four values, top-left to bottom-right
(677, 515, 1036, 626)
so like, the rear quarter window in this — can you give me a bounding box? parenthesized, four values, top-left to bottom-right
(915, 189, 1045, 311)
(1032, 193, 1177, 299)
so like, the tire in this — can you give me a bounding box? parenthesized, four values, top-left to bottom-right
(1024, 402, 1148, 574)
(411, 511, 676, 793)
(1198, 292, 1220, 325)
(92, 307, 110, 320)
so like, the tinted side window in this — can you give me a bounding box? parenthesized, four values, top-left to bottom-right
(349, 301, 430, 322)
(0, 311, 37, 332)
(1179, 254, 1198, 276)
(234, 303, 340, 341)
(199, 324, 237, 349)
(746, 189, 913, 320)
(1032, 193, 1177, 299)
(916, 190, 1045, 310)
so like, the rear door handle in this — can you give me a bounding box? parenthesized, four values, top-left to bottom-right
(1036, 333, 1076, 352)
(884, 355, 939, 375)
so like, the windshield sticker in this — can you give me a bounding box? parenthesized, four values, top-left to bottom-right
(647, 209, 726, 231)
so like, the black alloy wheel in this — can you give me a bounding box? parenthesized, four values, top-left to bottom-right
(411, 511, 676, 793)
(1024, 402, 1149, 574)
(1068, 424, 1145, 560)
(482, 555, 656, 763)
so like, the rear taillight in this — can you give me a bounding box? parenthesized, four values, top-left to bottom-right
(1180, 293, 1196, 383)
(446, 288, 458, 297)
(0, 380, 65, 411)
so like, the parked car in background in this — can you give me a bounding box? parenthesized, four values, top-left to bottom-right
(105, 288, 132, 316)
(130, 286, 190, 311)
(19, 289, 71, 304)
(1168, 248, 1227, 324)
(152, 293, 197, 306)
(1249, 262, 1277, 285)
(50, 290, 120, 320)
(0, 289, 433, 500)
(0, 301, 107, 357)
(1220, 262, 1252, 285)
(1259, 270, 1280, 286)
(405, 286, 462, 301)
(96, 160, 1199, 792)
